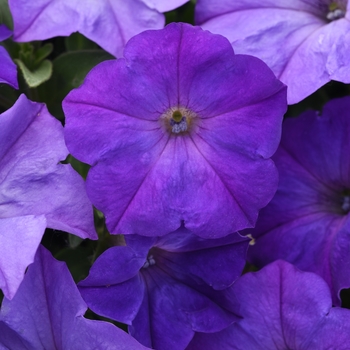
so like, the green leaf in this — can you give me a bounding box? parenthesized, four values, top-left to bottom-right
(37, 50, 113, 119)
(68, 234, 84, 249)
(0, 0, 13, 29)
(15, 58, 53, 88)
(65, 32, 99, 51)
(34, 43, 54, 65)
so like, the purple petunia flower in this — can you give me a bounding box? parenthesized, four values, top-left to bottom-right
(0, 94, 96, 300)
(0, 245, 148, 350)
(78, 228, 249, 349)
(0, 25, 18, 89)
(246, 96, 350, 305)
(196, 0, 350, 104)
(187, 260, 350, 350)
(9, 0, 188, 58)
(63, 23, 287, 239)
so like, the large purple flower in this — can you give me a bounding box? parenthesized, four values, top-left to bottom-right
(63, 23, 287, 238)
(246, 96, 350, 305)
(78, 229, 248, 349)
(0, 245, 148, 350)
(196, 0, 350, 104)
(0, 94, 96, 299)
(9, 0, 188, 57)
(0, 25, 18, 88)
(187, 260, 350, 349)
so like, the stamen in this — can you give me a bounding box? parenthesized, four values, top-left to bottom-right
(246, 234, 256, 246)
(161, 106, 197, 135)
(170, 116, 187, 133)
(142, 254, 156, 269)
(342, 195, 350, 213)
(327, 2, 346, 20)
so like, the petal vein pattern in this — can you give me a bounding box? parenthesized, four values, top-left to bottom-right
(0, 94, 96, 299)
(195, 0, 350, 103)
(64, 23, 287, 238)
(246, 96, 350, 304)
(9, 0, 172, 57)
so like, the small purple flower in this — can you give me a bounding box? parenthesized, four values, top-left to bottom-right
(0, 245, 148, 350)
(196, 0, 350, 104)
(0, 25, 18, 88)
(9, 0, 188, 58)
(246, 96, 350, 305)
(187, 260, 350, 349)
(63, 23, 287, 238)
(0, 94, 97, 299)
(78, 229, 249, 349)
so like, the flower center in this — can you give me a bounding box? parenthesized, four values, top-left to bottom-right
(142, 254, 156, 269)
(162, 107, 197, 135)
(327, 2, 346, 21)
(342, 190, 350, 214)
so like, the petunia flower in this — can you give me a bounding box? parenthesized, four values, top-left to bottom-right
(246, 96, 350, 305)
(63, 23, 287, 239)
(9, 0, 188, 58)
(0, 94, 97, 300)
(195, 0, 350, 104)
(78, 228, 249, 349)
(0, 245, 148, 350)
(187, 260, 350, 349)
(0, 24, 18, 88)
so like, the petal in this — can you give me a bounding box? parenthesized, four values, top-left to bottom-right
(63, 58, 168, 165)
(278, 99, 350, 186)
(248, 214, 347, 304)
(143, 0, 189, 13)
(188, 261, 350, 349)
(78, 243, 149, 324)
(0, 47, 18, 89)
(139, 266, 236, 349)
(195, 1, 350, 103)
(154, 232, 248, 290)
(9, 0, 164, 57)
(0, 94, 96, 239)
(129, 287, 152, 348)
(0, 25, 17, 89)
(0, 245, 147, 349)
(195, 0, 326, 24)
(0, 215, 46, 299)
(199, 8, 323, 81)
(0, 321, 33, 348)
(280, 19, 350, 103)
(68, 316, 148, 350)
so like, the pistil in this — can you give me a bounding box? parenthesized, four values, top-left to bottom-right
(161, 107, 197, 135)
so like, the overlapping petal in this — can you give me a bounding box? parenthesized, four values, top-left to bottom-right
(187, 260, 350, 349)
(0, 25, 18, 88)
(196, 0, 350, 103)
(9, 0, 187, 57)
(0, 94, 96, 299)
(144, 0, 189, 13)
(79, 229, 248, 349)
(0, 215, 46, 299)
(247, 96, 350, 304)
(0, 245, 148, 350)
(64, 23, 287, 238)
